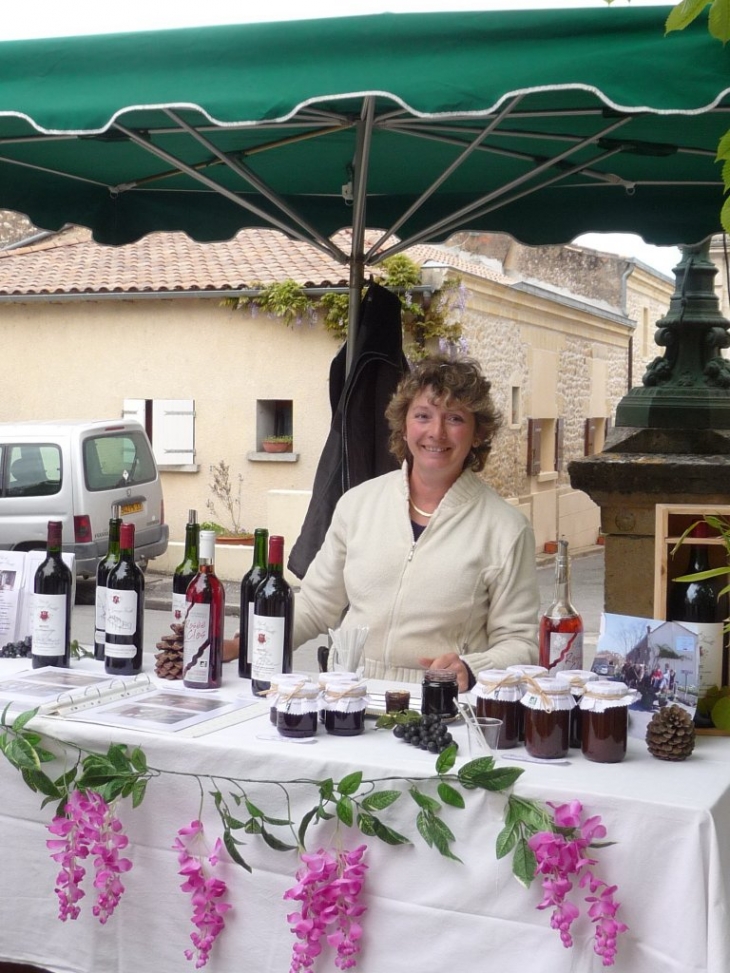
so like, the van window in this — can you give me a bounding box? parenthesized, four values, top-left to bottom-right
(83, 431, 157, 492)
(5, 444, 62, 497)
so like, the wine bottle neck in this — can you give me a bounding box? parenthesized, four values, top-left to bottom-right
(183, 523, 200, 560)
(108, 518, 122, 555)
(268, 535, 285, 573)
(46, 520, 63, 553)
(253, 529, 268, 569)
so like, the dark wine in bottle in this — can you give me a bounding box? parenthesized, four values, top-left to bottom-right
(539, 538, 584, 673)
(105, 523, 144, 675)
(172, 509, 199, 626)
(251, 535, 293, 696)
(239, 527, 268, 679)
(182, 530, 225, 689)
(94, 505, 121, 661)
(668, 521, 726, 697)
(31, 520, 73, 669)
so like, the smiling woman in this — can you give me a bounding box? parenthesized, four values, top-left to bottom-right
(293, 354, 540, 690)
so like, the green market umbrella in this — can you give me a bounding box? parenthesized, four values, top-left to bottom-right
(1, 4, 729, 339)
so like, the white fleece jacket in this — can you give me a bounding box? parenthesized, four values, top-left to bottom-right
(294, 465, 539, 682)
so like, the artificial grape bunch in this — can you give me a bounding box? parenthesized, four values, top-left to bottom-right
(0, 635, 32, 658)
(392, 713, 456, 754)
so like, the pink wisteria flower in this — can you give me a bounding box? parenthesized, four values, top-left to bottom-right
(284, 844, 368, 973)
(173, 820, 232, 969)
(528, 801, 627, 966)
(46, 789, 132, 923)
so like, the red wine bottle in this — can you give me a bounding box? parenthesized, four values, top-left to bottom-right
(105, 523, 145, 675)
(668, 521, 726, 698)
(172, 509, 199, 626)
(31, 520, 73, 669)
(94, 505, 121, 661)
(539, 538, 584, 673)
(251, 535, 293, 696)
(239, 527, 268, 679)
(183, 529, 225, 689)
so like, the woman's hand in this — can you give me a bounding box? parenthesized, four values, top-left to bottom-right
(418, 652, 471, 692)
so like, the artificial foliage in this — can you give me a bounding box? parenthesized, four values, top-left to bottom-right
(0, 706, 626, 969)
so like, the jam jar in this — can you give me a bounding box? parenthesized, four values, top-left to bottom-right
(318, 672, 359, 723)
(421, 669, 458, 719)
(268, 673, 309, 725)
(521, 677, 574, 759)
(580, 680, 638, 763)
(505, 665, 548, 741)
(322, 682, 369, 736)
(473, 670, 522, 749)
(556, 669, 598, 749)
(275, 681, 320, 738)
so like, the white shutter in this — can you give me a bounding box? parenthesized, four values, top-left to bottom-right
(152, 399, 195, 466)
(122, 398, 146, 428)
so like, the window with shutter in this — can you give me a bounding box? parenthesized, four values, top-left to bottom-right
(152, 399, 195, 467)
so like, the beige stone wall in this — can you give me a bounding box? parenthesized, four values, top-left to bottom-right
(0, 296, 336, 565)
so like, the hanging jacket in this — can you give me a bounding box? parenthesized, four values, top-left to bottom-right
(288, 281, 407, 579)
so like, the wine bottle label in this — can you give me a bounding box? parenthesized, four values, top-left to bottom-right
(246, 603, 255, 664)
(172, 591, 189, 624)
(94, 582, 108, 637)
(252, 614, 286, 681)
(183, 603, 212, 683)
(105, 641, 138, 659)
(31, 593, 67, 656)
(545, 632, 584, 672)
(106, 589, 139, 636)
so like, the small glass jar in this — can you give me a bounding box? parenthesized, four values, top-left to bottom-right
(521, 677, 574, 759)
(385, 689, 411, 714)
(268, 673, 310, 725)
(580, 680, 637, 763)
(473, 670, 522, 749)
(505, 665, 548, 741)
(318, 672, 359, 722)
(322, 682, 369, 736)
(421, 668, 458, 719)
(275, 680, 320, 738)
(556, 669, 598, 749)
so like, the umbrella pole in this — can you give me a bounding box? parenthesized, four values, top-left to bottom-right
(346, 98, 375, 375)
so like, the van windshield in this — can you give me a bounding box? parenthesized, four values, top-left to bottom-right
(83, 431, 157, 491)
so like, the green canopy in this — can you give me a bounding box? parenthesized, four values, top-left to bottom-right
(0, 4, 728, 258)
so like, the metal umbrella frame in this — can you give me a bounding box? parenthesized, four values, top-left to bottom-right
(1, 4, 730, 351)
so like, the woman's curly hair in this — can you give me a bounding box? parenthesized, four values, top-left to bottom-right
(385, 355, 502, 473)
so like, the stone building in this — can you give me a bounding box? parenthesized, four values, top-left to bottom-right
(0, 218, 672, 579)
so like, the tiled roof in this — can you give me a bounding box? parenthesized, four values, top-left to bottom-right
(0, 225, 507, 297)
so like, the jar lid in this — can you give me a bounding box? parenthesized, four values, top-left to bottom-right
(556, 670, 598, 691)
(584, 679, 630, 699)
(318, 671, 360, 687)
(476, 669, 521, 687)
(506, 664, 548, 678)
(423, 668, 458, 683)
(278, 680, 320, 700)
(324, 682, 368, 700)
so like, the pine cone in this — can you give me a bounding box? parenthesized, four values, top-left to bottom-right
(154, 622, 184, 680)
(646, 704, 695, 761)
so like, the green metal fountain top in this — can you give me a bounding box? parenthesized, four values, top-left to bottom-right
(615, 242, 730, 429)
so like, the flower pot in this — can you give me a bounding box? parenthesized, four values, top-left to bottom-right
(262, 441, 292, 453)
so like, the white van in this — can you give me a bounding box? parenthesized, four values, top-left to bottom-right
(0, 419, 168, 577)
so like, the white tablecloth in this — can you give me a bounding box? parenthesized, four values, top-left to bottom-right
(0, 658, 728, 973)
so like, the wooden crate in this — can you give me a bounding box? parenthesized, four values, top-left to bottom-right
(653, 503, 730, 620)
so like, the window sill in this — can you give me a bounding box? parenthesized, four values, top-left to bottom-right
(247, 451, 300, 463)
(536, 471, 559, 483)
(157, 464, 200, 473)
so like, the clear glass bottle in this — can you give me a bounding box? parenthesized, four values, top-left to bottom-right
(105, 522, 145, 675)
(239, 527, 268, 679)
(183, 529, 225, 689)
(31, 520, 73, 669)
(172, 509, 199, 626)
(94, 504, 121, 661)
(251, 535, 293, 697)
(539, 538, 584, 674)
